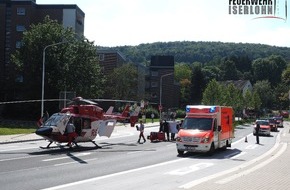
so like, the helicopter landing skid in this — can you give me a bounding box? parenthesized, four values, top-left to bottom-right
(91, 140, 102, 149)
(40, 141, 79, 149)
(39, 141, 54, 149)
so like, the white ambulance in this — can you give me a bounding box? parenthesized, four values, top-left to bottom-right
(176, 105, 234, 155)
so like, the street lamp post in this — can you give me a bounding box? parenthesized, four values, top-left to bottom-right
(41, 41, 68, 117)
(159, 72, 174, 120)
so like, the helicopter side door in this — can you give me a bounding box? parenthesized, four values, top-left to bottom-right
(57, 114, 71, 135)
(92, 119, 117, 138)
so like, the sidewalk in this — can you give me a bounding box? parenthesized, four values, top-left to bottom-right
(188, 121, 290, 190)
(0, 121, 159, 144)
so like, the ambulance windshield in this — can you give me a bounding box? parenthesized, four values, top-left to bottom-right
(182, 118, 213, 130)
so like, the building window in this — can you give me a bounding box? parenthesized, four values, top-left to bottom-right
(16, 25, 25, 32)
(16, 41, 22, 48)
(151, 81, 158, 87)
(15, 75, 23, 83)
(151, 92, 157, 98)
(17, 8, 26, 15)
(99, 54, 104, 61)
(151, 71, 158, 77)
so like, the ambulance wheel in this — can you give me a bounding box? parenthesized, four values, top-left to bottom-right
(221, 145, 227, 151)
(177, 150, 184, 156)
(207, 143, 215, 156)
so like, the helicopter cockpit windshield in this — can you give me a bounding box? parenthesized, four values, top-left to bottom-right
(43, 113, 70, 127)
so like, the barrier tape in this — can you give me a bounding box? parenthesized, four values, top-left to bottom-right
(0, 99, 69, 105)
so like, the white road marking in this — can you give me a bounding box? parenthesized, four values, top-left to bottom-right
(178, 133, 281, 189)
(166, 163, 214, 176)
(42, 153, 91, 162)
(216, 142, 287, 184)
(0, 146, 37, 152)
(0, 154, 47, 162)
(127, 150, 146, 154)
(41, 158, 188, 190)
(245, 144, 258, 149)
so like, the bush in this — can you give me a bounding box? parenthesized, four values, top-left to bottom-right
(176, 109, 186, 118)
(145, 107, 159, 119)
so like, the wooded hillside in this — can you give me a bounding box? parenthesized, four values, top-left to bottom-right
(100, 41, 290, 65)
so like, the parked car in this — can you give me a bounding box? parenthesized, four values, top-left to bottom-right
(280, 111, 289, 118)
(268, 118, 278, 132)
(273, 116, 283, 128)
(253, 120, 271, 136)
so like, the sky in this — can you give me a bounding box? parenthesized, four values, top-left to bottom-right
(37, 0, 290, 47)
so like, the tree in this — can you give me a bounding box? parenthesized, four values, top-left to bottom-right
(252, 55, 287, 86)
(251, 91, 262, 112)
(105, 64, 138, 100)
(222, 83, 243, 108)
(252, 58, 271, 83)
(267, 55, 287, 86)
(174, 63, 192, 82)
(175, 63, 192, 107)
(281, 66, 290, 86)
(190, 65, 206, 104)
(273, 84, 289, 110)
(202, 65, 222, 83)
(10, 16, 105, 118)
(243, 89, 252, 114)
(253, 80, 274, 109)
(219, 59, 238, 80)
(202, 79, 222, 105)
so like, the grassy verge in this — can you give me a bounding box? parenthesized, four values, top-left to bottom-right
(0, 124, 36, 135)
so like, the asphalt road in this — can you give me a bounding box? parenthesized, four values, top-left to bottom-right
(0, 123, 280, 190)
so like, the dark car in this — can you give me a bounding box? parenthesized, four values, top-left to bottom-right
(280, 111, 289, 118)
(273, 116, 283, 128)
(268, 118, 278, 132)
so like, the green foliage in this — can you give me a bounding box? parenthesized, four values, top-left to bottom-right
(252, 91, 262, 110)
(281, 66, 290, 85)
(219, 59, 238, 80)
(244, 90, 252, 109)
(253, 80, 274, 109)
(10, 16, 105, 118)
(175, 109, 186, 118)
(113, 41, 290, 65)
(0, 124, 36, 135)
(202, 79, 222, 105)
(190, 65, 206, 104)
(175, 63, 192, 107)
(144, 107, 159, 118)
(201, 65, 222, 83)
(105, 64, 138, 100)
(273, 84, 289, 110)
(252, 55, 287, 86)
(174, 63, 192, 81)
(113, 41, 289, 110)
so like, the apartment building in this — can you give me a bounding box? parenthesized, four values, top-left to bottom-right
(0, 0, 84, 101)
(96, 50, 127, 76)
(148, 55, 180, 111)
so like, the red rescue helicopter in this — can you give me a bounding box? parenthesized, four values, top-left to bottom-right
(104, 104, 140, 125)
(35, 97, 140, 149)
